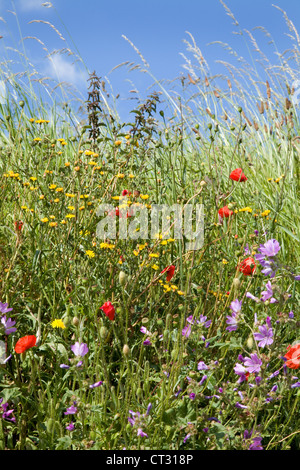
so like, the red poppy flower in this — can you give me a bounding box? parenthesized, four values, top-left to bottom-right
(100, 301, 115, 321)
(115, 207, 132, 218)
(238, 257, 256, 276)
(284, 344, 300, 369)
(122, 189, 131, 197)
(161, 265, 176, 282)
(14, 220, 23, 231)
(218, 206, 234, 219)
(229, 168, 247, 182)
(15, 335, 36, 354)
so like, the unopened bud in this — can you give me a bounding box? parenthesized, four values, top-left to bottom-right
(72, 317, 80, 326)
(246, 335, 254, 349)
(233, 278, 240, 289)
(100, 326, 108, 339)
(119, 271, 127, 286)
(123, 344, 130, 357)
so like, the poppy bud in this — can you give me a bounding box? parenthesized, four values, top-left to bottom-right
(119, 271, 127, 286)
(233, 278, 240, 290)
(100, 326, 108, 339)
(246, 335, 254, 349)
(72, 317, 80, 326)
(123, 344, 130, 357)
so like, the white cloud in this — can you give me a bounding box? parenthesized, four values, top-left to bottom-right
(46, 53, 88, 89)
(18, 0, 52, 12)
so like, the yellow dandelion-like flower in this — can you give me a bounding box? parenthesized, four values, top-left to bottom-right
(33, 137, 42, 142)
(177, 291, 185, 296)
(222, 259, 228, 264)
(49, 222, 58, 227)
(55, 187, 64, 193)
(39, 195, 45, 200)
(49, 215, 55, 219)
(30, 176, 37, 181)
(149, 253, 159, 258)
(65, 162, 70, 167)
(152, 264, 159, 270)
(100, 242, 115, 250)
(85, 250, 95, 258)
(49, 184, 57, 190)
(116, 173, 125, 178)
(66, 214, 75, 219)
(261, 210, 271, 217)
(29, 118, 35, 123)
(41, 217, 49, 223)
(114, 140, 122, 146)
(65, 193, 76, 198)
(23, 182, 30, 186)
(53, 198, 60, 203)
(140, 194, 149, 200)
(51, 319, 66, 329)
(67, 206, 75, 211)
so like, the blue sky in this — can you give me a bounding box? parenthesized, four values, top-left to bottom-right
(0, 0, 299, 121)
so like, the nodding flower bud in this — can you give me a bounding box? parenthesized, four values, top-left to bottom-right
(72, 317, 80, 326)
(100, 326, 108, 339)
(123, 344, 130, 357)
(119, 271, 127, 286)
(233, 278, 240, 289)
(246, 335, 254, 349)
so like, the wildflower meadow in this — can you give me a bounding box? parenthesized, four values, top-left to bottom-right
(0, 0, 300, 452)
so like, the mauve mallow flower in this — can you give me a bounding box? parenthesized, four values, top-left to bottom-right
(71, 342, 89, 357)
(0, 302, 13, 315)
(261, 281, 277, 303)
(1, 315, 17, 335)
(254, 317, 273, 348)
(258, 239, 280, 257)
(244, 353, 262, 373)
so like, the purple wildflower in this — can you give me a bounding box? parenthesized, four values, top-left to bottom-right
(246, 292, 260, 302)
(197, 361, 208, 371)
(258, 239, 281, 257)
(0, 315, 17, 335)
(143, 338, 152, 346)
(183, 433, 191, 443)
(253, 318, 274, 348)
(249, 437, 263, 450)
(66, 422, 75, 431)
(64, 404, 78, 415)
(199, 375, 207, 386)
(244, 353, 262, 373)
(199, 314, 211, 328)
(0, 302, 13, 315)
(230, 299, 242, 313)
(137, 428, 148, 438)
(291, 382, 300, 388)
(261, 281, 277, 303)
(71, 342, 89, 358)
(234, 363, 248, 383)
(1, 400, 16, 423)
(226, 312, 238, 332)
(182, 324, 192, 338)
(235, 402, 248, 409)
(89, 381, 103, 389)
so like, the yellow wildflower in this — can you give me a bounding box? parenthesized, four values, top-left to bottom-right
(51, 319, 66, 329)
